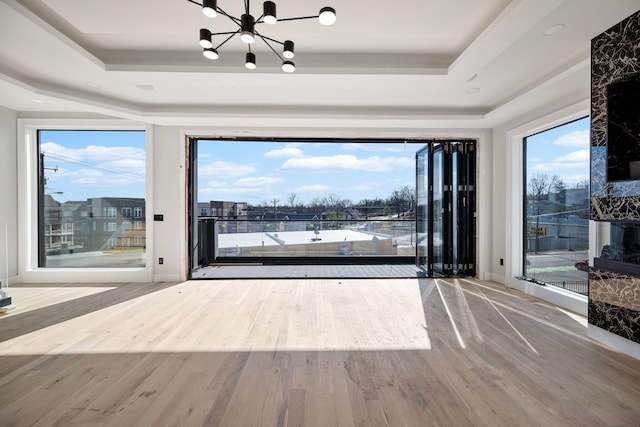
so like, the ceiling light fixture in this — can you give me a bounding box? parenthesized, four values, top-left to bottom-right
(188, 0, 336, 72)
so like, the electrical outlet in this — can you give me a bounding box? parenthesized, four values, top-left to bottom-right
(500, 258, 504, 266)
(159, 257, 164, 265)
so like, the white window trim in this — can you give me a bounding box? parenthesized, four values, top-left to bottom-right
(503, 101, 590, 315)
(17, 119, 153, 283)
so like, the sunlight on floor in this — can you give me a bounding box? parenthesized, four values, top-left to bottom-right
(0, 279, 432, 355)
(0, 286, 116, 317)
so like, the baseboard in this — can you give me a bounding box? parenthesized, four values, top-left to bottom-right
(483, 272, 506, 284)
(1, 275, 19, 286)
(508, 277, 588, 316)
(152, 274, 181, 282)
(588, 325, 640, 361)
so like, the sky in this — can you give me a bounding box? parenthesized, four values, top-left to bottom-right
(526, 116, 590, 187)
(197, 140, 425, 205)
(38, 119, 591, 206)
(40, 130, 146, 202)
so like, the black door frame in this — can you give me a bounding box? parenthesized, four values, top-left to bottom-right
(416, 140, 476, 277)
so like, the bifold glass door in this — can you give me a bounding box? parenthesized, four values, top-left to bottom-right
(416, 141, 476, 276)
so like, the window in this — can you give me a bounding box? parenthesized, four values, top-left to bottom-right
(105, 207, 117, 218)
(523, 117, 589, 295)
(201, 208, 208, 216)
(190, 138, 423, 275)
(38, 130, 146, 268)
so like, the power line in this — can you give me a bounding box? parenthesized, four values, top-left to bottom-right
(42, 151, 145, 180)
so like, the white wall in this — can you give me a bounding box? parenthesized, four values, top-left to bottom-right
(151, 126, 185, 282)
(0, 107, 18, 285)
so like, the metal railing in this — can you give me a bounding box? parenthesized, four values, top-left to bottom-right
(197, 218, 416, 264)
(546, 280, 588, 296)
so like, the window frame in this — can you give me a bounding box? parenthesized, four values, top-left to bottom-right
(17, 119, 153, 282)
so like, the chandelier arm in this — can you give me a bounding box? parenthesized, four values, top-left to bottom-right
(257, 33, 284, 46)
(216, 7, 242, 26)
(258, 35, 285, 62)
(211, 31, 240, 36)
(214, 31, 241, 50)
(276, 15, 319, 23)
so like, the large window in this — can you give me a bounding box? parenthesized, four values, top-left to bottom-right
(38, 130, 146, 268)
(191, 138, 422, 271)
(523, 117, 589, 294)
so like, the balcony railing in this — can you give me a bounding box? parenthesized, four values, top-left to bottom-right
(198, 218, 416, 265)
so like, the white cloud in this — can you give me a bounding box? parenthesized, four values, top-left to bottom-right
(204, 180, 227, 188)
(235, 177, 285, 187)
(41, 142, 145, 162)
(553, 130, 589, 147)
(297, 184, 330, 192)
(264, 147, 304, 159)
(554, 149, 589, 163)
(198, 160, 255, 178)
(351, 185, 373, 191)
(559, 173, 589, 184)
(340, 142, 419, 153)
(282, 154, 413, 172)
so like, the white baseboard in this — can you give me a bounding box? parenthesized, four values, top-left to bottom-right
(588, 325, 640, 361)
(483, 272, 506, 284)
(508, 277, 588, 316)
(152, 274, 181, 282)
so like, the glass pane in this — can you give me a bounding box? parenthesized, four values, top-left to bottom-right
(416, 145, 429, 269)
(432, 145, 444, 274)
(451, 144, 459, 274)
(193, 139, 421, 269)
(523, 117, 589, 295)
(39, 130, 146, 268)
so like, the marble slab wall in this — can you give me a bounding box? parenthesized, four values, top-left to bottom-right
(590, 10, 640, 344)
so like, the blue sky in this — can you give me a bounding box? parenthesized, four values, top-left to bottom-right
(39, 119, 591, 205)
(197, 140, 424, 205)
(40, 130, 146, 202)
(526, 116, 590, 187)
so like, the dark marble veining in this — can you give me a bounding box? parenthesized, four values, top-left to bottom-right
(591, 12, 640, 149)
(589, 267, 640, 344)
(589, 10, 640, 344)
(590, 11, 640, 218)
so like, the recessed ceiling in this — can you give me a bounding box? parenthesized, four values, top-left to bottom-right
(0, 0, 639, 127)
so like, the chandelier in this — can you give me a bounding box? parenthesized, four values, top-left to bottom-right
(188, 0, 336, 72)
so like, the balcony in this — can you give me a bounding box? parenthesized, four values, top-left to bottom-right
(197, 218, 416, 266)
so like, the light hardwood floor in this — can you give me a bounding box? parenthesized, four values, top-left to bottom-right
(0, 278, 639, 426)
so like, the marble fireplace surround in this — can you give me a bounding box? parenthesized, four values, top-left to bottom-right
(590, 9, 640, 347)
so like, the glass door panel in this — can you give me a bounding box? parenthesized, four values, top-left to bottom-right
(415, 141, 476, 277)
(432, 144, 445, 275)
(416, 146, 429, 269)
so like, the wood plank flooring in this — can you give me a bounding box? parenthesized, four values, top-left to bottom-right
(191, 264, 423, 279)
(0, 278, 639, 426)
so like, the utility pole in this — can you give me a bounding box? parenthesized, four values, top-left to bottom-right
(271, 198, 279, 218)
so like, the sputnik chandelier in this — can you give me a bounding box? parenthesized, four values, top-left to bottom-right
(187, 0, 336, 72)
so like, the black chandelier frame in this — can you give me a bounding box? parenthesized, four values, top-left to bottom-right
(187, 0, 336, 72)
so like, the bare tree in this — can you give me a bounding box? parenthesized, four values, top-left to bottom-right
(287, 193, 299, 209)
(527, 173, 561, 253)
(323, 193, 344, 220)
(528, 174, 561, 202)
(309, 197, 326, 212)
